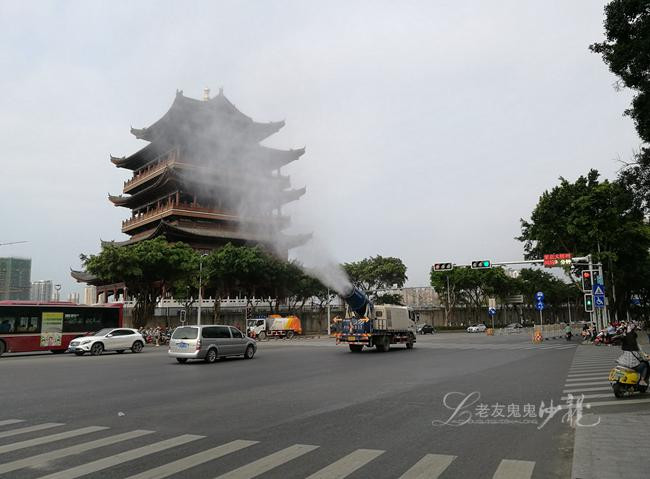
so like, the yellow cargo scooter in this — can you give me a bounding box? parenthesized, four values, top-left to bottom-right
(609, 354, 649, 398)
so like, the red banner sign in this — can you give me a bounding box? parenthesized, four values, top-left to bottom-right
(543, 253, 572, 267)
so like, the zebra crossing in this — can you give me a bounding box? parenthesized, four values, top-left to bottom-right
(561, 345, 650, 408)
(0, 418, 538, 479)
(416, 342, 576, 352)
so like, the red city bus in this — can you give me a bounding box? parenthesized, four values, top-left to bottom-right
(0, 301, 123, 356)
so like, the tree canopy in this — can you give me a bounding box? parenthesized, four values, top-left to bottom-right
(591, 1, 650, 211)
(82, 237, 199, 327)
(343, 256, 407, 300)
(518, 170, 650, 318)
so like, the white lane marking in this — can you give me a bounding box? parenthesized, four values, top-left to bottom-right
(561, 393, 611, 400)
(492, 459, 535, 479)
(0, 420, 25, 427)
(398, 453, 456, 479)
(214, 444, 319, 479)
(0, 426, 108, 454)
(563, 386, 611, 394)
(585, 397, 650, 408)
(0, 430, 154, 475)
(564, 377, 610, 384)
(0, 423, 63, 439)
(125, 440, 258, 479)
(566, 373, 607, 379)
(36, 434, 203, 479)
(568, 367, 613, 376)
(306, 449, 384, 479)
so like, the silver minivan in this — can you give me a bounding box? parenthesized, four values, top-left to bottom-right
(168, 325, 257, 364)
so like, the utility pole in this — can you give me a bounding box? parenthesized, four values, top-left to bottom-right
(446, 275, 451, 326)
(197, 253, 208, 326)
(327, 287, 331, 336)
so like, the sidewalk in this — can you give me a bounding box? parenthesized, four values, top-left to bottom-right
(572, 412, 650, 479)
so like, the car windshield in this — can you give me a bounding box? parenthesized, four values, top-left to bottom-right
(93, 328, 113, 336)
(172, 327, 198, 339)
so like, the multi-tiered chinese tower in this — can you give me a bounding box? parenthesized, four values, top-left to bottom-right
(107, 88, 308, 255)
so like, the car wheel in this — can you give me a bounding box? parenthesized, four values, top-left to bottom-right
(90, 343, 104, 356)
(204, 348, 217, 363)
(176, 358, 188, 364)
(74, 351, 85, 356)
(244, 345, 255, 359)
(131, 341, 143, 353)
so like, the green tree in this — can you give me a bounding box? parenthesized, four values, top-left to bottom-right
(430, 267, 517, 324)
(518, 170, 650, 319)
(343, 256, 407, 300)
(591, 1, 650, 211)
(82, 238, 200, 328)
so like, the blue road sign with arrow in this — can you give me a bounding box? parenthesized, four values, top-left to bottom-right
(535, 291, 544, 301)
(535, 301, 545, 311)
(488, 307, 497, 317)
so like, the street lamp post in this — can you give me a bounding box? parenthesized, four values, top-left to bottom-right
(327, 288, 331, 336)
(197, 253, 208, 326)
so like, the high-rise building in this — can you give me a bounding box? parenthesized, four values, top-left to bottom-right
(30, 280, 53, 302)
(0, 257, 32, 300)
(82, 286, 97, 305)
(68, 292, 80, 304)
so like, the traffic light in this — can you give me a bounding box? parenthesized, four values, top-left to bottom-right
(584, 293, 594, 312)
(433, 263, 453, 271)
(581, 270, 593, 292)
(471, 260, 492, 269)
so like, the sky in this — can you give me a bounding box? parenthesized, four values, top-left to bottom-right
(0, 0, 641, 297)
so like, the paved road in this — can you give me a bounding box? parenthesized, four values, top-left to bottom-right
(0, 333, 633, 478)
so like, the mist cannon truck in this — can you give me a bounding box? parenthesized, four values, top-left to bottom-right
(336, 286, 416, 352)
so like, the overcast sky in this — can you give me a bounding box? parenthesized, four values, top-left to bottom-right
(0, 0, 641, 296)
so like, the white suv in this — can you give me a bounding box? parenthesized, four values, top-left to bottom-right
(467, 324, 487, 333)
(68, 328, 145, 356)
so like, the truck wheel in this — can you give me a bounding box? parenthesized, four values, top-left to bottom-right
(349, 344, 363, 353)
(376, 337, 389, 352)
(258, 331, 267, 341)
(286, 331, 295, 340)
(406, 341, 414, 349)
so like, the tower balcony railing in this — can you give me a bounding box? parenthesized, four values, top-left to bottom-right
(121, 202, 289, 233)
(123, 149, 178, 192)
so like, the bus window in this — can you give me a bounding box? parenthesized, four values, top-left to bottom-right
(63, 313, 83, 332)
(0, 318, 15, 333)
(84, 312, 104, 332)
(16, 316, 39, 333)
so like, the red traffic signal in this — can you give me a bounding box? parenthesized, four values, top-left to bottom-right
(581, 270, 593, 292)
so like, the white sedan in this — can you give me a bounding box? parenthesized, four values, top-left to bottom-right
(467, 324, 487, 333)
(68, 328, 145, 356)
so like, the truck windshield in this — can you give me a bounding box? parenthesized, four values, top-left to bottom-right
(172, 327, 198, 339)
